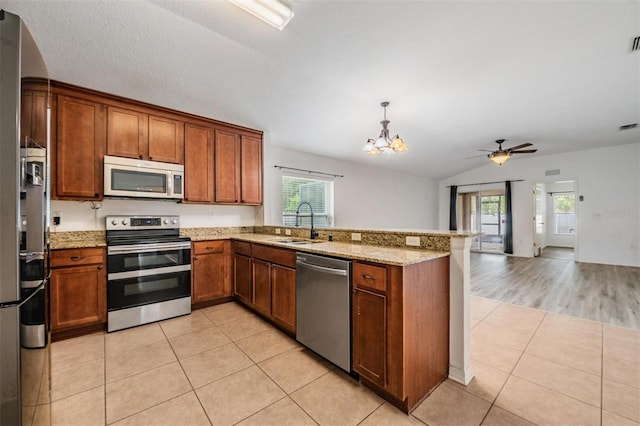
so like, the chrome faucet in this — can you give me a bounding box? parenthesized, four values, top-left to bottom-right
(295, 201, 319, 239)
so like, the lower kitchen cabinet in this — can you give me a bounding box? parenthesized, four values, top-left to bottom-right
(50, 248, 106, 334)
(252, 259, 271, 316)
(353, 288, 386, 386)
(232, 242, 252, 307)
(232, 242, 296, 334)
(270, 264, 296, 333)
(192, 241, 230, 305)
(352, 256, 450, 413)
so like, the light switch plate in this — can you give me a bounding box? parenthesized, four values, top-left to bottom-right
(285, 229, 292, 236)
(275, 228, 281, 234)
(351, 232, 362, 241)
(406, 236, 420, 246)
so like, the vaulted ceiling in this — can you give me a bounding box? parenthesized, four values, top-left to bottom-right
(5, 0, 639, 179)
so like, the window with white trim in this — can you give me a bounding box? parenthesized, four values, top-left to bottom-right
(553, 193, 575, 235)
(282, 174, 334, 227)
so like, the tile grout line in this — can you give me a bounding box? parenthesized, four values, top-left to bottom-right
(102, 332, 107, 426)
(475, 310, 549, 425)
(600, 322, 604, 426)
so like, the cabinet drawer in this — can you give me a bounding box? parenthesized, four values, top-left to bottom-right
(252, 244, 296, 268)
(51, 248, 105, 268)
(353, 262, 387, 293)
(231, 241, 252, 257)
(193, 240, 225, 255)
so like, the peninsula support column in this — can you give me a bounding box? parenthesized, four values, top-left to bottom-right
(448, 236, 473, 385)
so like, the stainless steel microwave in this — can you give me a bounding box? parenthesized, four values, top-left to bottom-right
(104, 155, 184, 200)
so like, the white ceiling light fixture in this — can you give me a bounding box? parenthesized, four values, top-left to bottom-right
(228, 0, 294, 30)
(362, 101, 408, 156)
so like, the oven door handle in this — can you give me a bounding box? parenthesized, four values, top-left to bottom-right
(108, 264, 192, 281)
(107, 242, 191, 255)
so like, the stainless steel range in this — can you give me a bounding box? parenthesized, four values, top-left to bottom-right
(106, 215, 191, 332)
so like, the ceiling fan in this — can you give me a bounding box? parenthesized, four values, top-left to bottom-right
(466, 139, 538, 165)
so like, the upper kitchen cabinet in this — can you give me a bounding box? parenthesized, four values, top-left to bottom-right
(214, 127, 263, 205)
(21, 87, 48, 148)
(52, 95, 106, 200)
(107, 106, 184, 164)
(184, 123, 214, 203)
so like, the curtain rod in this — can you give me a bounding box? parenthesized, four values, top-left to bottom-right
(274, 165, 344, 178)
(446, 179, 524, 188)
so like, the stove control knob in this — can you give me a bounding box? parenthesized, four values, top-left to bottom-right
(111, 220, 118, 226)
(121, 220, 127, 226)
(171, 219, 177, 225)
(164, 219, 169, 224)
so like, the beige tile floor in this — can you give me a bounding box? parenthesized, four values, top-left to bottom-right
(47, 298, 640, 426)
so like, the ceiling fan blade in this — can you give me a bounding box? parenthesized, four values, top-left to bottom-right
(477, 149, 494, 152)
(505, 142, 532, 151)
(465, 154, 488, 159)
(510, 149, 537, 154)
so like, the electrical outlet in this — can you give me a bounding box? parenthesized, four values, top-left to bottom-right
(275, 228, 281, 235)
(53, 211, 62, 226)
(285, 229, 292, 236)
(208, 212, 214, 221)
(351, 232, 362, 241)
(406, 236, 420, 247)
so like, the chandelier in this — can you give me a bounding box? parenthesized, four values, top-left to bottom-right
(362, 101, 408, 155)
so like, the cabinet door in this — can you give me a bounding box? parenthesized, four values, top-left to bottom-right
(184, 124, 214, 203)
(50, 264, 106, 331)
(240, 135, 262, 205)
(148, 115, 184, 164)
(192, 252, 226, 303)
(55, 96, 105, 199)
(21, 90, 48, 147)
(252, 259, 271, 316)
(107, 106, 148, 159)
(271, 265, 295, 333)
(353, 288, 386, 386)
(214, 129, 240, 203)
(234, 254, 252, 304)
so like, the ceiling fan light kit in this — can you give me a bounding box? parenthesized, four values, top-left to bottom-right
(362, 101, 408, 156)
(468, 139, 538, 165)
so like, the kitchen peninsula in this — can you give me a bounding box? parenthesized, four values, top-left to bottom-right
(50, 225, 475, 412)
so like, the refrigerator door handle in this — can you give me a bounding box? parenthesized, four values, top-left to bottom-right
(19, 251, 45, 262)
(0, 277, 48, 308)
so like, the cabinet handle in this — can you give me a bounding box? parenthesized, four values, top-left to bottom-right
(362, 274, 375, 280)
(193, 256, 198, 261)
(205, 247, 215, 250)
(98, 266, 103, 270)
(94, 193, 99, 197)
(139, 155, 143, 159)
(70, 255, 85, 261)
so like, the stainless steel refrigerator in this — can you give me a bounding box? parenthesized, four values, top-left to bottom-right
(0, 10, 51, 426)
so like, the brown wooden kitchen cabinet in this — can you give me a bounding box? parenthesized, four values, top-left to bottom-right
(50, 248, 106, 336)
(270, 264, 296, 333)
(21, 89, 48, 148)
(107, 106, 184, 164)
(232, 241, 253, 305)
(233, 243, 296, 334)
(52, 95, 106, 200)
(352, 256, 450, 413)
(251, 259, 271, 316)
(191, 241, 231, 306)
(214, 128, 263, 205)
(184, 123, 214, 203)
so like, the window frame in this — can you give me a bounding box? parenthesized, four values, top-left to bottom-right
(280, 172, 335, 228)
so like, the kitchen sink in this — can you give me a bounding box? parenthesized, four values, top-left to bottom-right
(269, 238, 325, 245)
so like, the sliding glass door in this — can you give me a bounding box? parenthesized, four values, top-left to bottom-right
(458, 190, 506, 253)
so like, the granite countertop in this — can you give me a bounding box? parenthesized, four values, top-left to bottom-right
(50, 230, 449, 266)
(218, 233, 449, 266)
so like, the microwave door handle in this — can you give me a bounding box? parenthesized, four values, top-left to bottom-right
(167, 171, 173, 197)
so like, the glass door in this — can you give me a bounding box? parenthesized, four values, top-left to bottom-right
(459, 190, 505, 253)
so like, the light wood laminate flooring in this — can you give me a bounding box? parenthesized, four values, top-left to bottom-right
(471, 252, 640, 329)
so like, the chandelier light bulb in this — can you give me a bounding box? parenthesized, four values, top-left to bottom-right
(363, 102, 407, 155)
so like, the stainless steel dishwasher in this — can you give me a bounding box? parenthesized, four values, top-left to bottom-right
(296, 253, 352, 372)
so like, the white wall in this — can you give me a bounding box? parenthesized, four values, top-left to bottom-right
(544, 181, 576, 248)
(439, 143, 640, 267)
(50, 199, 256, 231)
(262, 135, 439, 230)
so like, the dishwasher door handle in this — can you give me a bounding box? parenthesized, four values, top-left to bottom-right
(296, 260, 348, 276)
